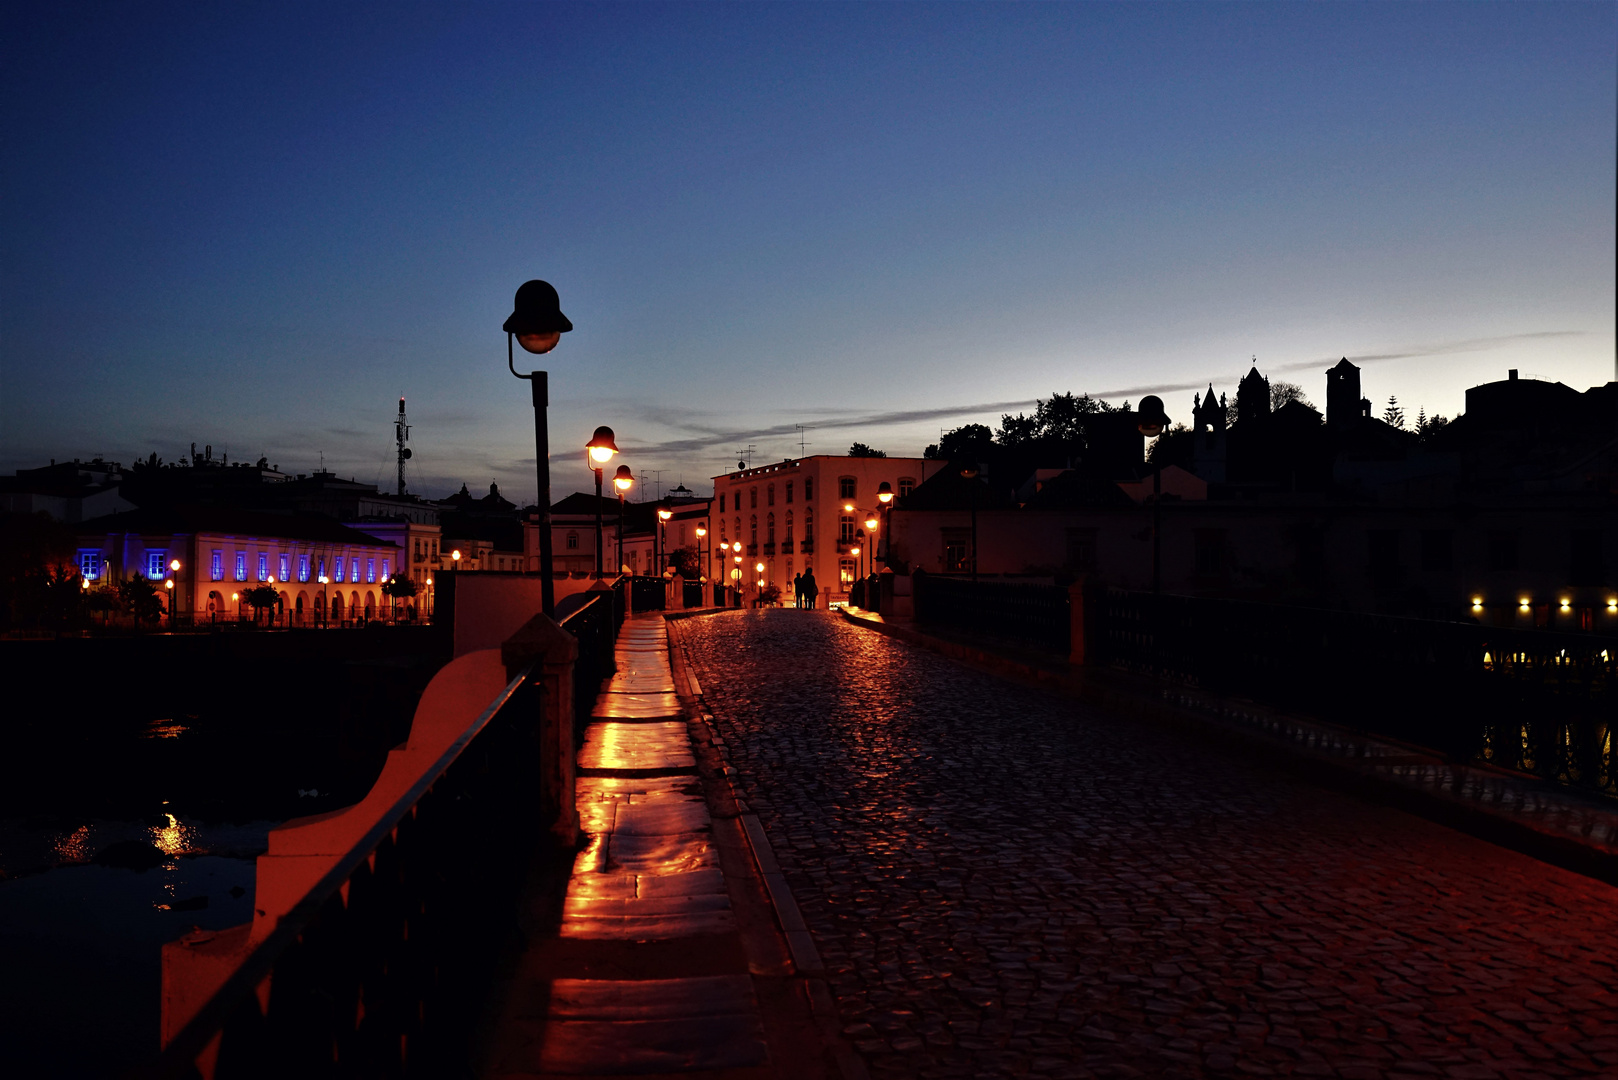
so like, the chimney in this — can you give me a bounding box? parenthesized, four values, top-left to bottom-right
(1508, 369, 1518, 381)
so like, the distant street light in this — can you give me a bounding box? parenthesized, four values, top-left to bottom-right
(503, 278, 574, 618)
(958, 464, 979, 583)
(613, 465, 634, 575)
(695, 525, 707, 601)
(657, 506, 673, 575)
(318, 574, 329, 627)
(586, 426, 619, 579)
(167, 558, 181, 625)
(877, 482, 894, 566)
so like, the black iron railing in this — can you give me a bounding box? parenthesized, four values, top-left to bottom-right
(561, 589, 619, 742)
(147, 667, 543, 1079)
(629, 575, 665, 612)
(912, 574, 1070, 653)
(1091, 589, 1618, 797)
(682, 579, 704, 608)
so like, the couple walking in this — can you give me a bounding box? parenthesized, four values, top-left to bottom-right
(792, 568, 819, 609)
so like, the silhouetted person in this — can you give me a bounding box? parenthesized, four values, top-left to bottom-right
(793, 572, 804, 609)
(802, 567, 819, 609)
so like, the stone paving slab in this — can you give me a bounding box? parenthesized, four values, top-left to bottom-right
(482, 614, 770, 1077)
(578, 722, 695, 772)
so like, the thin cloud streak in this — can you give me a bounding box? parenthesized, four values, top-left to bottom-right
(623, 330, 1584, 457)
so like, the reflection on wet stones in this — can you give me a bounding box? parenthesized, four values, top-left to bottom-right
(681, 609, 1618, 1080)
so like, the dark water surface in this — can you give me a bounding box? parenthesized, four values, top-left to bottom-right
(0, 630, 444, 1078)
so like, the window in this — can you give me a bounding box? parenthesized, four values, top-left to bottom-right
(366, 557, 375, 583)
(750, 487, 758, 509)
(235, 552, 247, 581)
(839, 476, 856, 499)
(351, 558, 360, 583)
(317, 556, 326, 581)
(567, 532, 579, 550)
(750, 515, 758, 545)
(719, 493, 726, 512)
(898, 477, 916, 498)
(785, 511, 794, 541)
(679, 524, 687, 545)
(1420, 530, 1453, 572)
(734, 517, 740, 540)
(299, 555, 310, 582)
(1064, 529, 1097, 572)
(1367, 530, 1399, 575)
(258, 553, 269, 581)
(430, 541, 438, 558)
(767, 484, 775, 507)
(785, 482, 793, 504)
(767, 513, 775, 543)
(840, 559, 857, 587)
(804, 508, 813, 545)
(1487, 531, 1518, 572)
(334, 557, 344, 583)
(211, 550, 223, 580)
(146, 552, 167, 579)
(941, 530, 969, 571)
(279, 553, 290, 582)
(804, 477, 813, 501)
(78, 551, 102, 580)
(840, 515, 855, 542)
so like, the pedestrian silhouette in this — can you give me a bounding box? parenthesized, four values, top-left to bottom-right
(793, 572, 804, 609)
(802, 567, 818, 609)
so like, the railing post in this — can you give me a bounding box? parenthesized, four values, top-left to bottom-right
(1068, 577, 1088, 666)
(502, 614, 580, 846)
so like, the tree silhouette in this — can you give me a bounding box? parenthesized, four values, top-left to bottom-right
(1270, 381, 1314, 411)
(847, 442, 886, 458)
(243, 584, 279, 625)
(1382, 396, 1406, 429)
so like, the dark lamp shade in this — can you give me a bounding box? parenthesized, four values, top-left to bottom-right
(504, 280, 573, 353)
(1136, 394, 1171, 437)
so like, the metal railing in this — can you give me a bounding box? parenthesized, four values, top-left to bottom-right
(560, 588, 620, 742)
(146, 666, 544, 1079)
(1091, 589, 1618, 797)
(913, 574, 1071, 653)
(629, 575, 665, 612)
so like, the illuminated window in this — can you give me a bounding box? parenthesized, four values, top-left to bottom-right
(351, 558, 360, 583)
(279, 553, 290, 582)
(235, 553, 247, 581)
(334, 557, 344, 583)
(380, 559, 389, 581)
(78, 551, 102, 580)
(839, 559, 856, 587)
(366, 557, 375, 583)
(146, 552, 167, 579)
(211, 550, 223, 580)
(299, 555, 309, 582)
(258, 553, 269, 581)
(839, 476, 855, 499)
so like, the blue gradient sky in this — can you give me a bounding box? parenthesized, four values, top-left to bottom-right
(3, 2, 1613, 503)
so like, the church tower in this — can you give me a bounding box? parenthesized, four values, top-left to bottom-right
(1326, 358, 1363, 429)
(1236, 365, 1271, 426)
(1192, 384, 1228, 484)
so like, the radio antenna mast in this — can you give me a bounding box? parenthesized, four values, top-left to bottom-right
(395, 397, 412, 495)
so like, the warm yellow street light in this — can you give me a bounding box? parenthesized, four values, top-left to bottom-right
(169, 558, 181, 572)
(613, 465, 634, 493)
(587, 426, 619, 464)
(452, 550, 462, 563)
(877, 482, 893, 505)
(165, 580, 174, 590)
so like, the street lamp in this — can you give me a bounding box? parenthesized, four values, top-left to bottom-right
(167, 558, 181, 624)
(733, 551, 743, 606)
(164, 579, 174, 625)
(877, 482, 894, 567)
(958, 464, 979, 583)
(318, 574, 329, 628)
(613, 465, 634, 576)
(695, 524, 707, 602)
(586, 426, 619, 579)
(1136, 395, 1172, 595)
(657, 506, 673, 575)
(503, 278, 573, 618)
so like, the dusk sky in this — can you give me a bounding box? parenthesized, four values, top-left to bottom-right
(2, 2, 1613, 504)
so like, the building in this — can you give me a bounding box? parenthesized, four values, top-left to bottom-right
(344, 517, 441, 617)
(0, 458, 135, 522)
(75, 506, 402, 624)
(709, 456, 950, 603)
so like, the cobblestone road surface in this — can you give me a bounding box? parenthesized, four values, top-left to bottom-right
(681, 610, 1618, 1080)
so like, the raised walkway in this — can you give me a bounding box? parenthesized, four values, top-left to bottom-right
(479, 614, 772, 1078)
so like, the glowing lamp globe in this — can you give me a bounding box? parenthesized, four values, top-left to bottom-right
(613, 465, 634, 492)
(586, 426, 619, 464)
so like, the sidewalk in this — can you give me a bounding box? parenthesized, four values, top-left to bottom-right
(839, 605, 1618, 886)
(479, 615, 771, 1078)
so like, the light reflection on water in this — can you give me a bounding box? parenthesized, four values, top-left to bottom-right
(150, 812, 195, 857)
(51, 825, 94, 864)
(142, 718, 189, 739)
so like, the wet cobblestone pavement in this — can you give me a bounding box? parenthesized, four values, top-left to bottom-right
(678, 610, 1618, 1080)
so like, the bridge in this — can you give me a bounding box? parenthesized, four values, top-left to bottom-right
(149, 579, 1618, 1079)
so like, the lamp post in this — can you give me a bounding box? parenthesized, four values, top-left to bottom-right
(503, 279, 573, 619)
(755, 562, 766, 606)
(318, 574, 328, 628)
(613, 465, 634, 576)
(1135, 395, 1171, 595)
(876, 482, 894, 566)
(657, 507, 673, 574)
(958, 464, 979, 583)
(586, 426, 619, 580)
(167, 558, 181, 625)
(694, 525, 707, 603)
(733, 552, 743, 606)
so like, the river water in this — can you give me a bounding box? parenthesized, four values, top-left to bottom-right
(0, 637, 440, 1078)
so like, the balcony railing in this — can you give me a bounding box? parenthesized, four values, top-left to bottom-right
(763, 542, 775, 556)
(781, 540, 794, 554)
(799, 539, 814, 554)
(747, 543, 758, 556)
